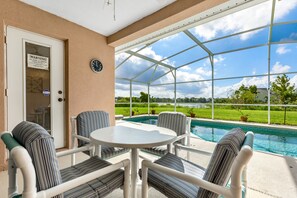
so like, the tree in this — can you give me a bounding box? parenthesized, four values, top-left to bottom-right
(271, 74, 296, 124)
(139, 92, 148, 102)
(231, 85, 258, 120)
(232, 84, 258, 104)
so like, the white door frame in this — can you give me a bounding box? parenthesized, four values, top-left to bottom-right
(6, 26, 65, 148)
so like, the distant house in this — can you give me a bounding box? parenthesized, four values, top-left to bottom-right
(256, 88, 268, 102)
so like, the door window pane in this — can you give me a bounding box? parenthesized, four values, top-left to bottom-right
(25, 42, 51, 132)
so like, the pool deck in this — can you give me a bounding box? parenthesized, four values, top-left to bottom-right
(124, 115, 297, 131)
(0, 121, 296, 197)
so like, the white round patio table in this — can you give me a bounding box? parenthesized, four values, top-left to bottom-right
(90, 125, 177, 198)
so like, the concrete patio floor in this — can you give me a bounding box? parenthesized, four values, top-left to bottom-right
(0, 121, 296, 198)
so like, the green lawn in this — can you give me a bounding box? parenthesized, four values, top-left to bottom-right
(115, 106, 297, 126)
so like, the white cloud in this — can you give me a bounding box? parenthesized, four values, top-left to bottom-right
(195, 67, 212, 77)
(274, 0, 297, 21)
(213, 55, 225, 64)
(150, 86, 175, 98)
(115, 83, 148, 97)
(115, 46, 176, 81)
(176, 70, 204, 82)
(289, 75, 297, 87)
(236, 77, 268, 88)
(214, 76, 269, 98)
(280, 32, 297, 42)
(115, 53, 144, 65)
(194, 0, 297, 41)
(115, 53, 130, 65)
(276, 45, 291, 55)
(290, 32, 297, 40)
(176, 81, 212, 98)
(272, 62, 291, 73)
(138, 47, 176, 67)
(139, 47, 163, 61)
(179, 65, 191, 71)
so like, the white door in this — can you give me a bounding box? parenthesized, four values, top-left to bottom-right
(6, 26, 65, 148)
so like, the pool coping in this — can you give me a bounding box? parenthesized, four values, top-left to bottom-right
(123, 114, 297, 131)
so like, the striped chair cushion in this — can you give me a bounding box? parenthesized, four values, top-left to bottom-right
(102, 146, 130, 159)
(61, 156, 124, 198)
(140, 153, 205, 198)
(157, 112, 187, 145)
(198, 128, 246, 198)
(141, 112, 187, 157)
(141, 145, 167, 157)
(76, 111, 110, 147)
(12, 121, 62, 198)
(77, 110, 129, 158)
(82, 146, 129, 159)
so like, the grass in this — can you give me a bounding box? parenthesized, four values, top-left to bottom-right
(115, 106, 297, 126)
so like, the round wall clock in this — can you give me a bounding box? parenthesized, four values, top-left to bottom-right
(90, 59, 103, 73)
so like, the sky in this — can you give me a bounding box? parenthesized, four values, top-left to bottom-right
(115, 0, 297, 99)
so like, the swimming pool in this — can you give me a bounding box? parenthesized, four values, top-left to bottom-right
(124, 116, 297, 157)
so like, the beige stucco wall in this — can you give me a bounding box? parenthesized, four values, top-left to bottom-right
(0, 0, 115, 170)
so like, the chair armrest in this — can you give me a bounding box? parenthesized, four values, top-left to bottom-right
(37, 159, 130, 198)
(141, 160, 232, 198)
(73, 134, 91, 143)
(172, 134, 188, 144)
(1, 133, 38, 198)
(174, 143, 212, 156)
(56, 145, 93, 158)
(1, 131, 20, 151)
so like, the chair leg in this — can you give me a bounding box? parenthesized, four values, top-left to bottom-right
(8, 155, 18, 197)
(71, 153, 76, 166)
(242, 165, 248, 197)
(167, 143, 172, 153)
(94, 145, 101, 157)
(123, 160, 131, 198)
(141, 161, 149, 198)
(71, 116, 77, 165)
(174, 145, 179, 156)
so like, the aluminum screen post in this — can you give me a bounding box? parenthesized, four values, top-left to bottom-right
(148, 83, 150, 115)
(267, 0, 276, 125)
(174, 69, 177, 112)
(130, 80, 132, 118)
(210, 55, 214, 120)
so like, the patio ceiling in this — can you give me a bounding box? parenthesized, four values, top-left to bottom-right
(20, 0, 176, 36)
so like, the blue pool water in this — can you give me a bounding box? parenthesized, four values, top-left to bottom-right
(124, 116, 297, 157)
